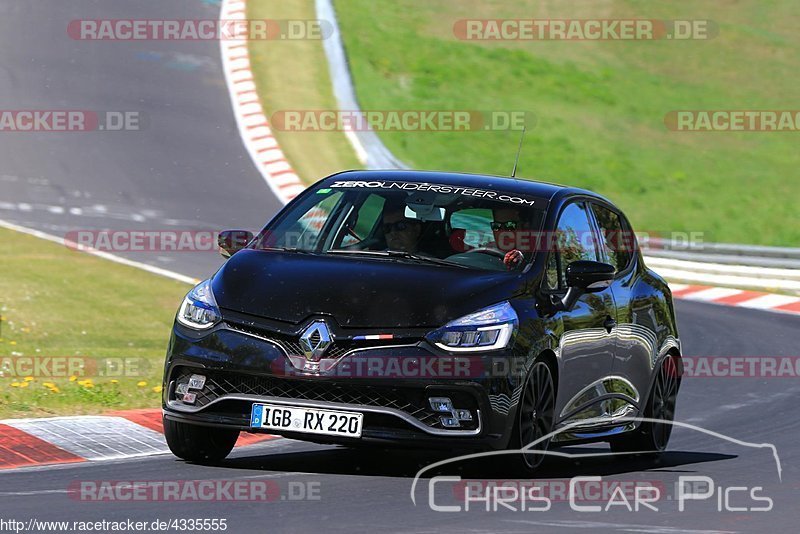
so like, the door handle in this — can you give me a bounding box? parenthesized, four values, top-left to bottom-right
(603, 316, 617, 333)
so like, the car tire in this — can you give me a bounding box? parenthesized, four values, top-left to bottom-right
(610, 354, 680, 456)
(163, 417, 239, 464)
(511, 360, 556, 472)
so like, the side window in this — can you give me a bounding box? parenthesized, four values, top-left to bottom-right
(590, 203, 633, 273)
(547, 202, 600, 289)
(450, 208, 494, 248)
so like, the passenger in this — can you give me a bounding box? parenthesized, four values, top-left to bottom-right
(491, 207, 529, 269)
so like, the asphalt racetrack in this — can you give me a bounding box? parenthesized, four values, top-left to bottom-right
(0, 0, 282, 280)
(1, 2, 798, 533)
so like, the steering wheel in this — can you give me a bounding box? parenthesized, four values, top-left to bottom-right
(462, 247, 506, 259)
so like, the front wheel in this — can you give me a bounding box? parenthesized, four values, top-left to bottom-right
(512, 360, 556, 472)
(163, 417, 239, 464)
(610, 354, 680, 455)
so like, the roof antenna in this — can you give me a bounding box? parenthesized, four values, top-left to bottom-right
(511, 126, 526, 178)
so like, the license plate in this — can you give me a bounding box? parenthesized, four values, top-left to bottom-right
(250, 403, 363, 438)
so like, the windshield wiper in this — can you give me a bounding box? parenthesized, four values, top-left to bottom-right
(259, 246, 315, 254)
(327, 249, 470, 268)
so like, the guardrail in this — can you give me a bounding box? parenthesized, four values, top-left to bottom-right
(645, 239, 800, 269)
(643, 241, 800, 295)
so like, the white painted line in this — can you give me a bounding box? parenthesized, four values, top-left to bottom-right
(344, 127, 369, 165)
(736, 293, 800, 310)
(0, 218, 198, 286)
(681, 287, 743, 302)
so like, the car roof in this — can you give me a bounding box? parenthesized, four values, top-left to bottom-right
(323, 169, 611, 205)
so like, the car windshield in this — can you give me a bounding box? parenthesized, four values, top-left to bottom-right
(252, 180, 547, 272)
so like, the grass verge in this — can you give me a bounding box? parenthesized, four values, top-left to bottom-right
(250, 0, 798, 246)
(0, 227, 189, 419)
(247, 0, 361, 184)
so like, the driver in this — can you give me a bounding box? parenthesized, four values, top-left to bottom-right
(491, 207, 529, 270)
(382, 203, 422, 253)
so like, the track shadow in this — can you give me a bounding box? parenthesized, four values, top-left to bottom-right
(216, 443, 737, 480)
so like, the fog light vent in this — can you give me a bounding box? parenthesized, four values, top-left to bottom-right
(428, 396, 474, 429)
(455, 409, 473, 421)
(188, 374, 206, 390)
(429, 397, 453, 413)
(439, 416, 461, 428)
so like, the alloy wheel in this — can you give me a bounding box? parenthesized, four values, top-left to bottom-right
(518, 361, 556, 469)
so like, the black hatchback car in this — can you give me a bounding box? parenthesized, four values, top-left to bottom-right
(162, 170, 681, 469)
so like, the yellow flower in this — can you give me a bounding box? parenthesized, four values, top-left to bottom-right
(137, 381, 147, 387)
(69, 375, 78, 382)
(24, 376, 34, 382)
(9, 341, 16, 345)
(152, 385, 163, 393)
(42, 382, 56, 389)
(50, 386, 60, 393)
(82, 382, 94, 389)
(10, 382, 20, 387)
(19, 381, 29, 388)
(110, 379, 119, 384)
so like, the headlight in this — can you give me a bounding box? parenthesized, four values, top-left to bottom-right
(176, 279, 220, 330)
(427, 301, 518, 352)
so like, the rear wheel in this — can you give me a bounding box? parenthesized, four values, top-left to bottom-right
(163, 417, 239, 464)
(513, 360, 556, 471)
(610, 354, 680, 455)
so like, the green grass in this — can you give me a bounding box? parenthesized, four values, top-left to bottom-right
(326, 0, 799, 246)
(247, 0, 361, 184)
(0, 228, 190, 418)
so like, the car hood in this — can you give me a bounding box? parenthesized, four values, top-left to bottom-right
(211, 249, 526, 328)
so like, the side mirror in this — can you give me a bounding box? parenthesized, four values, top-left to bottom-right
(218, 230, 254, 258)
(557, 260, 615, 310)
(566, 260, 616, 291)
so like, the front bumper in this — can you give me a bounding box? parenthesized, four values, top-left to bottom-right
(162, 316, 528, 450)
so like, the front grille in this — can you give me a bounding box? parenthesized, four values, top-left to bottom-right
(171, 367, 482, 430)
(223, 321, 361, 360)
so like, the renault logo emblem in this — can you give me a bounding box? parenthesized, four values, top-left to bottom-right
(299, 321, 332, 361)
